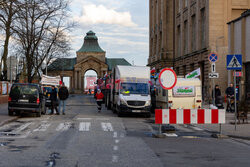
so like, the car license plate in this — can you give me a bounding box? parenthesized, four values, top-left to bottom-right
(132, 110, 141, 113)
(19, 99, 29, 103)
(46, 100, 51, 102)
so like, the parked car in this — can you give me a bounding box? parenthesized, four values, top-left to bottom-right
(8, 83, 46, 117)
(42, 85, 59, 108)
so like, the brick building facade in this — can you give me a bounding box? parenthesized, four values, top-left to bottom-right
(148, 0, 250, 104)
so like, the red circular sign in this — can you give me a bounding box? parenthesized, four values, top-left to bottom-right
(158, 68, 177, 90)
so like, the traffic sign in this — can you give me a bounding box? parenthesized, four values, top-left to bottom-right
(234, 71, 242, 77)
(209, 53, 218, 63)
(227, 54, 242, 70)
(211, 63, 216, 73)
(209, 73, 219, 78)
(159, 68, 177, 90)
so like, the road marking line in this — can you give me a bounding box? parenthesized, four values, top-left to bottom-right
(101, 122, 113, 131)
(120, 133, 125, 138)
(163, 133, 178, 137)
(56, 122, 72, 131)
(79, 122, 91, 131)
(113, 145, 118, 151)
(33, 122, 51, 132)
(190, 126, 203, 131)
(112, 155, 118, 163)
(113, 132, 118, 138)
(98, 118, 109, 120)
(115, 139, 119, 144)
(76, 118, 92, 120)
(14, 122, 33, 133)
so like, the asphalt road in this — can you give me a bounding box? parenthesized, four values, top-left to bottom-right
(0, 95, 250, 167)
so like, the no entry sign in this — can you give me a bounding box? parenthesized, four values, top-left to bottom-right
(159, 68, 177, 90)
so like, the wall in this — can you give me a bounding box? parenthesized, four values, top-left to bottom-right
(246, 16, 250, 62)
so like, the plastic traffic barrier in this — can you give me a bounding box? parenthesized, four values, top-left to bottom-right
(155, 109, 225, 124)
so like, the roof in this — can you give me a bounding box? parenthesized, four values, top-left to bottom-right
(227, 9, 250, 24)
(77, 30, 105, 53)
(105, 58, 131, 71)
(47, 57, 131, 72)
(47, 58, 76, 71)
(115, 66, 150, 80)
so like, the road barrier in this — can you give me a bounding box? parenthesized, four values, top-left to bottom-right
(155, 109, 225, 124)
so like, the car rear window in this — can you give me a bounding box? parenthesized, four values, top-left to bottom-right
(11, 85, 39, 96)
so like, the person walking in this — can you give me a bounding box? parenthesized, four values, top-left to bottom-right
(50, 86, 59, 115)
(58, 83, 69, 115)
(212, 85, 221, 100)
(225, 83, 234, 112)
(212, 85, 224, 108)
(95, 89, 104, 113)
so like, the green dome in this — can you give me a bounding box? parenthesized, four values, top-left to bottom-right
(77, 30, 105, 53)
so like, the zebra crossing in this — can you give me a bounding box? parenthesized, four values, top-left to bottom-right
(0, 120, 115, 139)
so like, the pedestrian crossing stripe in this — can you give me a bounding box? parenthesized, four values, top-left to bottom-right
(227, 56, 241, 68)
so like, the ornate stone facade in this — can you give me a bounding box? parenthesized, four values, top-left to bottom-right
(48, 31, 108, 93)
(47, 30, 131, 93)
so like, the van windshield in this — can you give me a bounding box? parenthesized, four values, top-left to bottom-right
(121, 83, 149, 95)
(10, 85, 38, 96)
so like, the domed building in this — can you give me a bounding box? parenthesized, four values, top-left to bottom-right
(47, 30, 131, 93)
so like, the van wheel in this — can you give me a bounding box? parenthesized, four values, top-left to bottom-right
(145, 113, 151, 118)
(117, 110, 123, 117)
(8, 110, 13, 116)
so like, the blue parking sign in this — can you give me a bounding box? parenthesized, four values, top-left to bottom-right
(209, 53, 218, 63)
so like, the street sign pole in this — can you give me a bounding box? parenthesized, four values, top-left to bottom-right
(212, 78, 215, 106)
(156, 68, 177, 138)
(234, 71, 237, 131)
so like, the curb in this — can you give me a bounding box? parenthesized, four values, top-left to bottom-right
(0, 116, 19, 127)
(227, 135, 250, 141)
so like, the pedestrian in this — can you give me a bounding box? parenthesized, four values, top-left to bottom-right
(50, 85, 59, 115)
(225, 83, 234, 112)
(212, 85, 221, 100)
(95, 89, 104, 113)
(58, 83, 69, 115)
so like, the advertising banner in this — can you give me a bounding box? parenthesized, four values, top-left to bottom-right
(173, 86, 195, 97)
(185, 68, 200, 79)
(41, 75, 61, 86)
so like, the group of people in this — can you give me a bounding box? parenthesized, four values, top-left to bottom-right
(212, 83, 235, 111)
(49, 83, 69, 115)
(49, 85, 104, 114)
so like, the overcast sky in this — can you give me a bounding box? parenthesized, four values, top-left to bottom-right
(69, 0, 149, 66)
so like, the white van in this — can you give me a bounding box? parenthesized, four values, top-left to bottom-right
(168, 78, 202, 109)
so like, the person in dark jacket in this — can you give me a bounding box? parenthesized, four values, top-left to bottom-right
(225, 83, 234, 111)
(212, 85, 221, 99)
(50, 86, 59, 115)
(58, 83, 69, 115)
(212, 85, 223, 107)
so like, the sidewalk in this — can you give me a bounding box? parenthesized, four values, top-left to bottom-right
(0, 103, 18, 126)
(199, 103, 250, 139)
(196, 112, 250, 140)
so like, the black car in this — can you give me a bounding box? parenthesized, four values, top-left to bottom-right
(8, 83, 46, 117)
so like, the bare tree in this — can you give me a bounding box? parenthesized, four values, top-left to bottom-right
(0, 0, 19, 81)
(13, 0, 74, 83)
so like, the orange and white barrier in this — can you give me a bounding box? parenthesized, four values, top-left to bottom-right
(155, 109, 225, 124)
